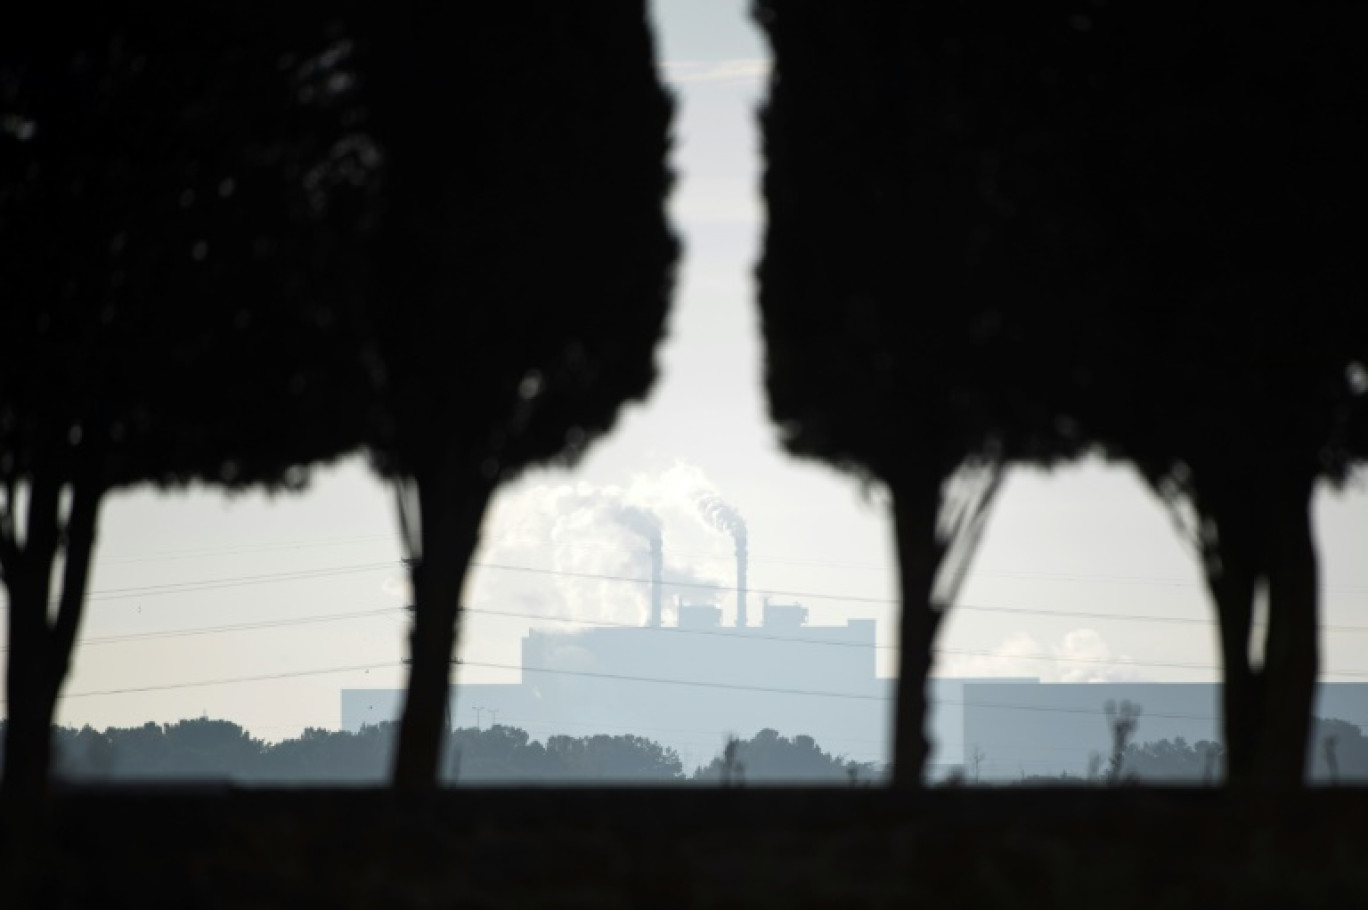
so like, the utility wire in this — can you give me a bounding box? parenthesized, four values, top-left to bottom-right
(15, 600, 1368, 679)
(461, 605, 1368, 679)
(39, 655, 1238, 725)
(91, 532, 1368, 593)
(468, 561, 1368, 633)
(0, 607, 407, 651)
(11, 556, 1368, 632)
(98, 534, 397, 565)
(7, 577, 1368, 677)
(79, 561, 396, 601)
(46, 661, 401, 699)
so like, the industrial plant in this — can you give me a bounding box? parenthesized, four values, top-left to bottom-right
(342, 505, 1368, 779)
(343, 504, 897, 772)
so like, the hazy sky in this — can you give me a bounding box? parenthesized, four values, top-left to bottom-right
(10, 1, 1366, 758)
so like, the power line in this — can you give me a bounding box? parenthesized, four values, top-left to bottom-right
(49, 661, 401, 700)
(10, 554, 1367, 634)
(5, 600, 1237, 677)
(92, 531, 1368, 594)
(0, 607, 407, 652)
(0, 598, 1320, 678)
(461, 604, 1368, 679)
(80, 561, 397, 602)
(5, 585, 1367, 679)
(18, 653, 1338, 729)
(98, 534, 397, 565)
(468, 561, 1368, 634)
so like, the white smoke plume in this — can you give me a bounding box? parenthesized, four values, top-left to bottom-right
(647, 462, 749, 622)
(467, 466, 735, 629)
(697, 493, 747, 550)
(614, 504, 662, 551)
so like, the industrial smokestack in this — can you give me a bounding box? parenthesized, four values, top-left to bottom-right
(697, 494, 748, 627)
(735, 537, 747, 628)
(616, 505, 663, 627)
(650, 535, 663, 627)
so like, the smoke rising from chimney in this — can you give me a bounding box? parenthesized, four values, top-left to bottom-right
(613, 504, 662, 545)
(467, 465, 733, 633)
(613, 505, 664, 627)
(696, 494, 748, 627)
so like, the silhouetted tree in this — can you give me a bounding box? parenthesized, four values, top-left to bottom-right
(1307, 718, 1368, 784)
(982, 5, 1368, 786)
(34, 719, 700, 784)
(350, 3, 677, 788)
(445, 725, 559, 783)
(103, 719, 266, 780)
(692, 729, 859, 784)
(757, 1, 1366, 789)
(545, 733, 684, 783)
(50, 725, 117, 780)
(1104, 699, 1141, 785)
(1123, 736, 1225, 784)
(0, 8, 375, 804)
(255, 723, 395, 783)
(1124, 718, 1368, 785)
(753, 2, 1086, 787)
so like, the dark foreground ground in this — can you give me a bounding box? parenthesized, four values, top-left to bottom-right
(3, 786, 1367, 908)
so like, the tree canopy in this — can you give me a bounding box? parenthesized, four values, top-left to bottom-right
(755, 0, 1366, 787)
(691, 729, 876, 784)
(754, 0, 1090, 787)
(2, 2, 677, 796)
(337, 2, 676, 787)
(987, 3, 1368, 785)
(0, 7, 376, 801)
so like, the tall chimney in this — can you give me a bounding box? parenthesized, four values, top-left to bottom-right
(735, 538, 747, 627)
(650, 536, 663, 627)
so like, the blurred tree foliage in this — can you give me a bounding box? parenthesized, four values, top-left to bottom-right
(11, 720, 688, 784)
(2, 2, 677, 798)
(755, 0, 1366, 787)
(754, 0, 1090, 787)
(341, 1, 677, 788)
(942, 3, 1368, 786)
(0, 6, 374, 802)
(691, 729, 878, 784)
(1125, 718, 1368, 785)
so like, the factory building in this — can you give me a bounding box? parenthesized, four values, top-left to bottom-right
(343, 598, 895, 773)
(960, 680, 1368, 782)
(342, 518, 1368, 779)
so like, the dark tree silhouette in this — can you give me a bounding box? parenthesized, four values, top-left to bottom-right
(757, 1, 1366, 789)
(1104, 699, 1141, 785)
(0, 8, 374, 805)
(348, 3, 677, 789)
(257, 724, 396, 784)
(985, 5, 1368, 786)
(445, 727, 684, 784)
(446, 725, 561, 783)
(691, 729, 864, 784)
(545, 733, 684, 783)
(753, 2, 1085, 787)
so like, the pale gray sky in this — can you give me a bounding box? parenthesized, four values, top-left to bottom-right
(12, 0, 1366, 748)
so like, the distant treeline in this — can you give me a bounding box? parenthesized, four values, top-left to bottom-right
(0, 720, 879, 785)
(980, 716, 1368, 787)
(8, 715, 1364, 787)
(1118, 717, 1368, 785)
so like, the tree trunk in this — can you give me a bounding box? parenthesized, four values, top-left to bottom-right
(1, 473, 102, 828)
(1258, 473, 1318, 786)
(1200, 469, 1318, 788)
(1201, 495, 1260, 787)
(391, 463, 495, 790)
(890, 475, 943, 789)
